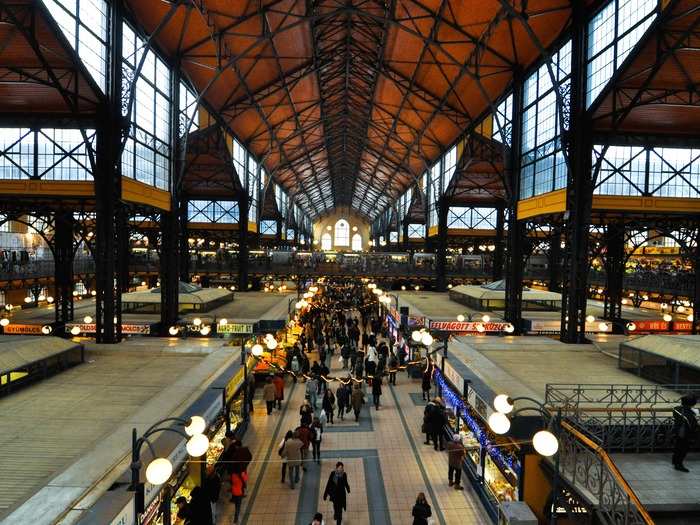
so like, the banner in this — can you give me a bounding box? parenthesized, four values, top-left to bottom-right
(672, 321, 693, 332)
(429, 320, 509, 332)
(218, 323, 254, 335)
(3, 324, 44, 335)
(65, 323, 151, 334)
(632, 320, 670, 332)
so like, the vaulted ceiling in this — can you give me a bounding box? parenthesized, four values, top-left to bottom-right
(126, 0, 586, 219)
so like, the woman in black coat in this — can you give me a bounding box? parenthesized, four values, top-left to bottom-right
(412, 492, 432, 525)
(323, 462, 351, 525)
(372, 374, 383, 410)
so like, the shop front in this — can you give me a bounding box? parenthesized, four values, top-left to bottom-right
(140, 370, 249, 525)
(434, 364, 521, 521)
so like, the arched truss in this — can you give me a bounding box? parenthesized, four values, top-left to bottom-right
(123, 0, 591, 219)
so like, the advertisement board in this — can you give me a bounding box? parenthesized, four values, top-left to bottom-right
(429, 320, 509, 332)
(65, 323, 151, 334)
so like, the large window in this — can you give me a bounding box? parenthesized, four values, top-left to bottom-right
(122, 23, 171, 190)
(408, 224, 425, 238)
(0, 128, 94, 180)
(334, 219, 350, 247)
(188, 200, 239, 223)
(428, 163, 442, 227)
(586, 0, 657, 106)
(593, 146, 700, 198)
(321, 232, 332, 251)
(248, 156, 259, 225)
(260, 220, 277, 235)
(493, 94, 513, 146)
(233, 139, 247, 188)
(520, 40, 571, 199)
(447, 207, 497, 229)
(352, 233, 363, 251)
(43, 0, 108, 91)
(179, 82, 199, 137)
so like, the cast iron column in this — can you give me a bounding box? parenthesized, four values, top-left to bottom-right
(53, 211, 74, 329)
(560, 2, 592, 344)
(179, 198, 190, 282)
(435, 197, 449, 291)
(492, 204, 505, 281)
(402, 219, 409, 251)
(693, 235, 700, 334)
(160, 68, 182, 333)
(603, 222, 625, 330)
(505, 70, 524, 333)
(547, 227, 562, 292)
(94, 0, 124, 343)
(238, 195, 249, 292)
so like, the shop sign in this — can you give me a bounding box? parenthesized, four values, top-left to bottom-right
(673, 321, 693, 332)
(442, 359, 465, 394)
(3, 324, 44, 335)
(430, 320, 509, 332)
(218, 323, 254, 334)
(527, 320, 561, 333)
(407, 315, 424, 327)
(65, 323, 151, 334)
(632, 320, 670, 332)
(467, 387, 490, 419)
(110, 498, 135, 525)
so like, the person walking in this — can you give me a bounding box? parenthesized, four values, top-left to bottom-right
(229, 470, 248, 523)
(188, 486, 213, 525)
(202, 465, 221, 523)
(300, 399, 314, 427)
(421, 368, 432, 401)
(446, 434, 466, 489)
(388, 350, 398, 386)
(372, 374, 383, 410)
(291, 354, 301, 383)
(263, 376, 276, 415)
(279, 430, 294, 483)
(296, 424, 312, 470)
(425, 398, 447, 451)
(306, 375, 319, 409)
(411, 492, 432, 525)
(672, 394, 698, 471)
(336, 382, 350, 421)
(246, 377, 255, 415)
(311, 416, 324, 464)
(272, 373, 285, 410)
(323, 462, 351, 525)
(322, 388, 336, 424)
(282, 431, 304, 489)
(350, 383, 364, 422)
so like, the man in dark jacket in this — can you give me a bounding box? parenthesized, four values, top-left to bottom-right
(672, 394, 698, 471)
(203, 466, 221, 522)
(446, 434, 466, 489)
(231, 439, 252, 475)
(323, 462, 351, 524)
(425, 398, 446, 451)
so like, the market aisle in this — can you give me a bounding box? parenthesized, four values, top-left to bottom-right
(215, 373, 300, 525)
(216, 334, 490, 524)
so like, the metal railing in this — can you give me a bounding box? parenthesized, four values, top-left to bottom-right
(545, 383, 699, 409)
(557, 420, 654, 525)
(546, 383, 700, 453)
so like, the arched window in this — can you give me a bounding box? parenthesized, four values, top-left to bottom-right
(334, 219, 349, 246)
(351, 233, 363, 251)
(321, 232, 332, 251)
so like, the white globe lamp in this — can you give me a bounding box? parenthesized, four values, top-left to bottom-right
(186, 433, 210, 457)
(145, 458, 173, 485)
(251, 343, 264, 357)
(421, 332, 433, 346)
(184, 416, 206, 436)
(493, 394, 514, 414)
(488, 412, 511, 435)
(532, 430, 559, 457)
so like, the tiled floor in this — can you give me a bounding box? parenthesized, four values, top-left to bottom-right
(215, 335, 491, 525)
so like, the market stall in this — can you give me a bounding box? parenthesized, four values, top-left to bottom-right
(434, 366, 521, 520)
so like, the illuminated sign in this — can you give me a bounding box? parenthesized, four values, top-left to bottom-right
(3, 324, 44, 335)
(429, 320, 509, 332)
(65, 323, 151, 334)
(218, 323, 254, 335)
